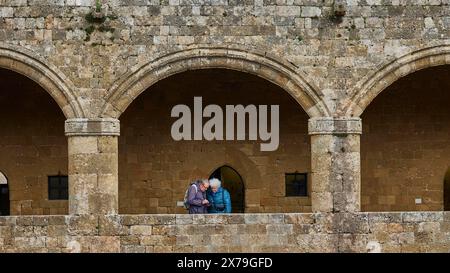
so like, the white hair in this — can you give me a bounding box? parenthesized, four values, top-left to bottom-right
(209, 178, 221, 188)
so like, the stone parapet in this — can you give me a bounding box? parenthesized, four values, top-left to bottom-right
(1, 212, 449, 253)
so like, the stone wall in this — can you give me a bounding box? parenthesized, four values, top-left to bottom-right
(119, 69, 311, 214)
(2, 0, 450, 253)
(1, 1, 450, 118)
(1, 212, 450, 253)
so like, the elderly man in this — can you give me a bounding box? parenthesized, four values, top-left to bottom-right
(187, 179, 210, 214)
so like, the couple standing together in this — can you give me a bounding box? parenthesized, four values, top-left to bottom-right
(185, 178, 232, 214)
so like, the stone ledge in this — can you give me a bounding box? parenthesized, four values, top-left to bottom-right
(65, 118, 120, 136)
(1, 212, 450, 253)
(308, 117, 362, 135)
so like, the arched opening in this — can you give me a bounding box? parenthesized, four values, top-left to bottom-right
(209, 166, 245, 213)
(118, 69, 311, 214)
(0, 68, 68, 215)
(0, 171, 9, 216)
(103, 47, 329, 119)
(445, 168, 450, 211)
(0, 44, 83, 119)
(361, 65, 450, 211)
(345, 45, 450, 117)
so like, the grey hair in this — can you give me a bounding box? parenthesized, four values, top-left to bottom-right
(201, 179, 210, 186)
(209, 178, 221, 188)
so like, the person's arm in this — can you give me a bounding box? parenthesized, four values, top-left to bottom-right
(206, 192, 213, 206)
(224, 190, 232, 213)
(187, 185, 203, 206)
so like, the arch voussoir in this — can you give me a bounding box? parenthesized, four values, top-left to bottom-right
(345, 44, 450, 117)
(102, 46, 329, 119)
(0, 43, 84, 118)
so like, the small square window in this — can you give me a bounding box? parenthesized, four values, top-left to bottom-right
(285, 173, 307, 197)
(48, 175, 68, 200)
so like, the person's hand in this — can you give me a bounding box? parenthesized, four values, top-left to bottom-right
(202, 199, 209, 205)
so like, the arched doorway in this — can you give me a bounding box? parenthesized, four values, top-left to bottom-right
(0, 171, 9, 216)
(445, 168, 450, 211)
(209, 166, 245, 213)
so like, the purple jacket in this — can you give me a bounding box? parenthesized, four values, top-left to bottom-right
(187, 182, 208, 214)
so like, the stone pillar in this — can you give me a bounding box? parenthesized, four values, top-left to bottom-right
(65, 118, 120, 215)
(308, 117, 362, 213)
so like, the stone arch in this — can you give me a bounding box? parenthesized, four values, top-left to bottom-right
(101, 46, 330, 118)
(0, 171, 7, 185)
(197, 153, 262, 212)
(344, 44, 450, 117)
(0, 170, 9, 216)
(179, 150, 261, 193)
(208, 163, 247, 191)
(0, 43, 84, 118)
(208, 163, 245, 180)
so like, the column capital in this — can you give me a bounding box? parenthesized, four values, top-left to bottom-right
(308, 117, 362, 135)
(65, 118, 120, 136)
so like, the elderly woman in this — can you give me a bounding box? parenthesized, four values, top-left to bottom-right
(206, 178, 232, 213)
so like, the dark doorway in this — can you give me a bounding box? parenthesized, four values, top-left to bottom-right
(209, 166, 245, 213)
(445, 168, 450, 211)
(0, 172, 9, 216)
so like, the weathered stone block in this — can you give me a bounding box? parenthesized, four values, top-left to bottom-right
(99, 216, 130, 236)
(175, 214, 193, 225)
(140, 235, 176, 246)
(130, 225, 152, 236)
(67, 215, 99, 236)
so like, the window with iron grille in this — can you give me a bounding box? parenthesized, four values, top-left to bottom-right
(285, 172, 307, 197)
(48, 175, 68, 200)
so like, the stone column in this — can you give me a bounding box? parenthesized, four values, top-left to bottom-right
(65, 118, 120, 215)
(308, 117, 362, 213)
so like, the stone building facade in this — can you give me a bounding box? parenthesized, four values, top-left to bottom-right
(1, 0, 450, 252)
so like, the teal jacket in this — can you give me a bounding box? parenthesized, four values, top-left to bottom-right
(206, 187, 232, 213)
